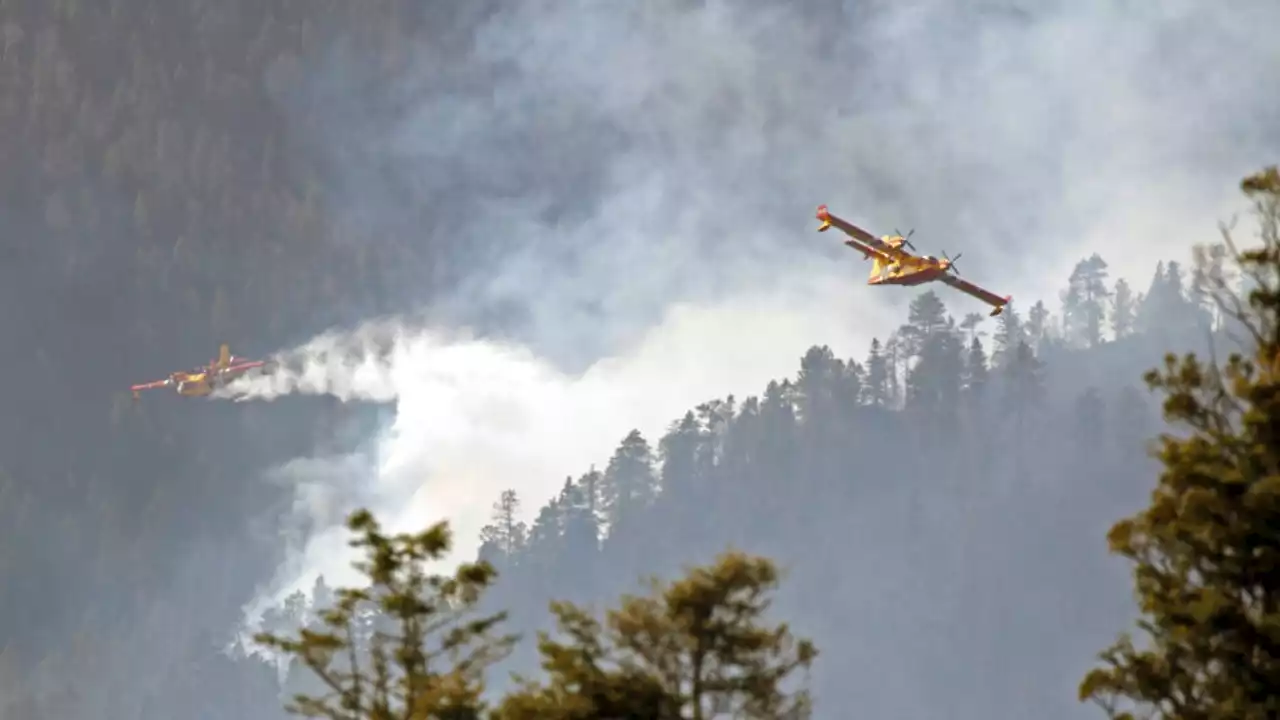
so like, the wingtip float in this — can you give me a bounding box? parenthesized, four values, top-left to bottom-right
(814, 204, 1012, 318)
(129, 343, 270, 400)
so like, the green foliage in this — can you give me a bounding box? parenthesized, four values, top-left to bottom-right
(256, 508, 815, 719)
(255, 509, 516, 720)
(1112, 279, 1138, 340)
(1062, 254, 1111, 348)
(493, 552, 817, 720)
(1080, 167, 1280, 719)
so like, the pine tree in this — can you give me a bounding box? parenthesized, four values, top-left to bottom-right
(992, 304, 1025, 367)
(960, 336, 993, 476)
(959, 311, 987, 345)
(1111, 278, 1136, 340)
(905, 327, 964, 437)
(492, 553, 817, 720)
(478, 489, 529, 567)
(1134, 261, 1167, 336)
(963, 336, 990, 401)
(796, 345, 843, 425)
(1137, 258, 1213, 339)
(600, 430, 657, 530)
(1026, 300, 1050, 349)
(695, 397, 735, 473)
(1062, 254, 1110, 347)
(1080, 167, 1280, 719)
(559, 477, 602, 597)
(862, 338, 891, 407)
(527, 498, 564, 553)
(884, 332, 904, 405)
(897, 291, 951, 363)
(658, 411, 703, 499)
(1002, 340, 1046, 477)
(255, 509, 515, 719)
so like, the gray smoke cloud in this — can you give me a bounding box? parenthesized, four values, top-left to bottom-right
(238, 0, 1278, 651)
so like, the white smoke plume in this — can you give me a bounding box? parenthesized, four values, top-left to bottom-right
(237, 0, 1278, 624)
(233, 271, 883, 618)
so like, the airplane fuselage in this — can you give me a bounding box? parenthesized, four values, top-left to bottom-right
(871, 266, 947, 286)
(170, 364, 260, 396)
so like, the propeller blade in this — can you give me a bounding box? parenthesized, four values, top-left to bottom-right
(893, 227, 918, 250)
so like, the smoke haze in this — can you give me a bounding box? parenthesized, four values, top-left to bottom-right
(236, 0, 1279, 619)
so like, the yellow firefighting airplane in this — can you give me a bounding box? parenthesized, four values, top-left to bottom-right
(130, 343, 268, 399)
(815, 204, 1011, 316)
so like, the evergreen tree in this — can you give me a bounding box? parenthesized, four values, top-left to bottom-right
(527, 499, 565, 558)
(840, 359, 864, 410)
(695, 398, 736, 474)
(958, 336, 993, 478)
(1136, 259, 1211, 338)
(796, 345, 844, 425)
(1164, 260, 1187, 303)
(1062, 254, 1110, 347)
(1002, 340, 1046, 476)
(905, 327, 964, 439)
(1026, 300, 1050, 349)
(1081, 167, 1280, 719)
(599, 430, 657, 531)
(256, 509, 515, 719)
(862, 338, 891, 408)
(963, 336, 990, 402)
(884, 332, 904, 406)
(558, 477, 602, 599)
(959, 311, 987, 345)
(899, 290, 950, 359)
(658, 411, 703, 499)
(1134, 261, 1167, 336)
(478, 489, 529, 568)
(493, 553, 817, 720)
(1111, 278, 1137, 340)
(992, 304, 1025, 367)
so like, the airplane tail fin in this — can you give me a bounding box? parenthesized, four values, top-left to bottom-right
(869, 257, 885, 282)
(217, 343, 231, 369)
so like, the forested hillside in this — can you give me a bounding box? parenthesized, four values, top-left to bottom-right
(0, 1, 432, 717)
(241, 264, 1216, 720)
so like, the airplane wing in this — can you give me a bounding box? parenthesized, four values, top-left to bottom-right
(937, 273, 1012, 316)
(222, 360, 266, 374)
(815, 205, 913, 261)
(840, 236, 898, 262)
(130, 378, 171, 398)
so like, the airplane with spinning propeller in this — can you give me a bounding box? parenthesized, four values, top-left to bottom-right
(130, 343, 270, 400)
(815, 204, 1011, 316)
